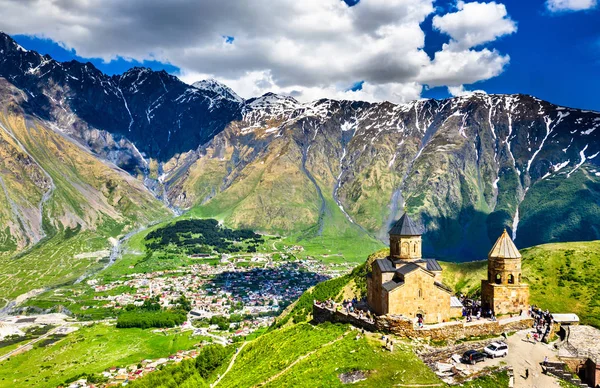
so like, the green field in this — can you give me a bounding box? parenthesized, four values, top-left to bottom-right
(441, 240, 600, 327)
(0, 324, 200, 388)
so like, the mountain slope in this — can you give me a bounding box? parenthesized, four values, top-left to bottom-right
(160, 93, 600, 260)
(0, 32, 242, 164)
(1, 32, 600, 260)
(0, 79, 170, 303)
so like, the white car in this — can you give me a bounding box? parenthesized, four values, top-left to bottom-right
(484, 342, 508, 358)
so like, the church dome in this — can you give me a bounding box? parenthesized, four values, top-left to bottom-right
(488, 229, 521, 259)
(389, 213, 422, 236)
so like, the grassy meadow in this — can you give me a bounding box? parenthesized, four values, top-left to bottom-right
(441, 240, 600, 327)
(215, 322, 440, 388)
(0, 324, 200, 388)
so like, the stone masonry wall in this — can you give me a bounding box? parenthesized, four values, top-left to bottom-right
(387, 270, 452, 324)
(313, 303, 533, 342)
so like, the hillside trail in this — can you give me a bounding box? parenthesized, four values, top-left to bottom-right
(211, 341, 248, 388)
(253, 331, 350, 387)
(0, 325, 64, 362)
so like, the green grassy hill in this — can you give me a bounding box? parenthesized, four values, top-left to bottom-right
(277, 240, 600, 328)
(441, 240, 600, 327)
(125, 323, 509, 388)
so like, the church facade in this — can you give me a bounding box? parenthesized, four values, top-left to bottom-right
(367, 213, 463, 324)
(481, 229, 530, 315)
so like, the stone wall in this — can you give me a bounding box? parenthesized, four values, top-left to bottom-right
(313, 303, 377, 332)
(313, 303, 533, 342)
(481, 281, 529, 316)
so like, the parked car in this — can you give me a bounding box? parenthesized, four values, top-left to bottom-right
(462, 350, 487, 365)
(484, 342, 509, 358)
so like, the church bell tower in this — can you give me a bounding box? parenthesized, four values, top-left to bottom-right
(481, 229, 529, 315)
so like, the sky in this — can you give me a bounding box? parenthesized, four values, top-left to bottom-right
(1, 0, 599, 110)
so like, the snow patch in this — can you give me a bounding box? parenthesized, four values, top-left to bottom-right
(567, 145, 589, 178)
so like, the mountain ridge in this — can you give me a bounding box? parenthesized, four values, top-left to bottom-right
(1, 31, 600, 260)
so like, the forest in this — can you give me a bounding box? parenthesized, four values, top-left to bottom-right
(116, 297, 190, 329)
(144, 219, 264, 254)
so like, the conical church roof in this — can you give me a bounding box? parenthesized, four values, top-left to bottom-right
(389, 213, 422, 236)
(488, 229, 521, 259)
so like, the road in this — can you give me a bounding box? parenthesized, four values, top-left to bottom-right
(465, 329, 561, 388)
(0, 326, 65, 362)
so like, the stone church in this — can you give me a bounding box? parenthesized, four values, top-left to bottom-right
(481, 229, 529, 315)
(367, 213, 463, 324)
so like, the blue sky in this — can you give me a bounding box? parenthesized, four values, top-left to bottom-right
(420, 0, 600, 111)
(6, 0, 600, 110)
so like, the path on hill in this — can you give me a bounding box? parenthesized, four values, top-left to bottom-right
(211, 341, 248, 388)
(254, 331, 349, 387)
(0, 325, 64, 362)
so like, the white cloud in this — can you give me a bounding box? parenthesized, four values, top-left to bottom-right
(447, 85, 487, 97)
(432, 1, 517, 50)
(546, 0, 597, 12)
(0, 0, 517, 103)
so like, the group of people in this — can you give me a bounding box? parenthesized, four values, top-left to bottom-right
(341, 298, 374, 323)
(380, 334, 394, 351)
(529, 305, 553, 342)
(460, 297, 496, 322)
(314, 298, 374, 324)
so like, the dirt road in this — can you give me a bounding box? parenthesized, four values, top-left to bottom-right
(464, 329, 561, 387)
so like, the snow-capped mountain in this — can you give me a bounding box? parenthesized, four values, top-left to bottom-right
(0, 32, 243, 167)
(1, 31, 599, 260)
(192, 79, 244, 104)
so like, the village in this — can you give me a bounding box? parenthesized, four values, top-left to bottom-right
(87, 255, 349, 331)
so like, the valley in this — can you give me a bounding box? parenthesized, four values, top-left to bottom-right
(0, 30, 598, 388)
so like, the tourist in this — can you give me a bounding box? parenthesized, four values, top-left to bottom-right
(543, 356, 548, 366)
(389, 340, 394, 352)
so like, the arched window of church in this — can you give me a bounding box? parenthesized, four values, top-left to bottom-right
(418, 289, 422, 298)
(413, 243, 416, 253)
(495, 274, 502, 285)
(401, 242, 408, 255)
(508, 274, 514, 284)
